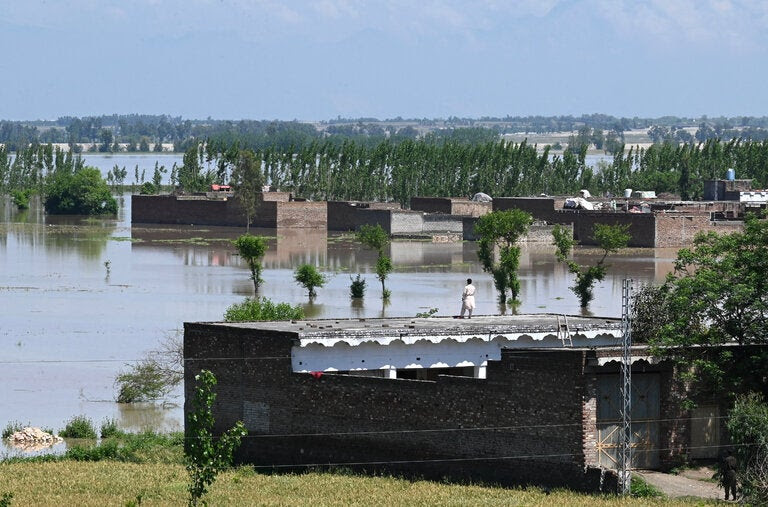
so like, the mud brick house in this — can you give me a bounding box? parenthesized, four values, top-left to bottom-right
(183, 314, 712, 492)
(492, 197, 746, 247)
(132, 192, 326, 229)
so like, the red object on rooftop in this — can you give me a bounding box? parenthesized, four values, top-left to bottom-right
(210, 184, 232, 191)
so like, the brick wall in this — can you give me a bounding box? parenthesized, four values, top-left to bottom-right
(184, 324, 617, 492)
(569, 212, 656, 247)
(410, 197, 452, 214)
(655, 214, 743, 247)
(131, 194, 324, 228)
(411, 197, 491, 218)
(327, 202, 394, 232)
(275, 201, 327, 229)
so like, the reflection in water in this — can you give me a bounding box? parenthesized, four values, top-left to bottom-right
(0, 191, 681, 449)
(117, 402, 182, 433)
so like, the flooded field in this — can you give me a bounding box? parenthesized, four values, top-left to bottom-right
(0, 191, 678, 457)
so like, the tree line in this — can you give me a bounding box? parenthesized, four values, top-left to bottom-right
(178, 137, 768, 206)
(6, 113, 768, 153)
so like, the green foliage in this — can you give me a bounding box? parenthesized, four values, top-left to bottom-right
(139, 181, 157, 195)
(356, 225, 393, 299)
(294, 264, 327, 297)
(415, 308, 438, 318)
(631, 284, 673, 344)
(10, 189, 31, 209)
(375, 256, 393, 300)
(0, 492, 13, 507)
(630, 475, 665, 498)
(59, 415, 97, 439)
(726, 393, 768, 503)
(233, 234, 268, 292)
(44, 167, 118, 215)
(115, 334, 183, 403)
(224, 297, 304, 322)
(349, 274, 366, 298)
(177, 144, 214, 193)
(552, 223, 630, 307)
(100, 418, 122, 439)
(356, 224, 389, 254)
(64, 431, 184, 464)
(475, 210, 533, 303)
(649, 214, 768, 397)
(186, 370, 247, 507)
(2, 421, 25, 439)
(231, 149, 264, 232)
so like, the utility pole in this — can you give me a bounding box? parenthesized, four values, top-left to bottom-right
(619, 278, 633, 495)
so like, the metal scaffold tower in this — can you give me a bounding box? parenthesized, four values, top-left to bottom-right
(619, 278, 633, 495)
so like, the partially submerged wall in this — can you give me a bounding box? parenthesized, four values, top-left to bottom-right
(411, 197, 491, 218)
(184, 323, 617, 492)
(131, 195, 326, 229)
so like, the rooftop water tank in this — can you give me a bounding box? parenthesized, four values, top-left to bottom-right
(726, 168, 735, 181)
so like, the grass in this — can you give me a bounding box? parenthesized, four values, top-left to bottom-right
(0, 462, 707, 506)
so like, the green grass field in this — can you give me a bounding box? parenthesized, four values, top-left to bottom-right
(0, 461, 718, 506)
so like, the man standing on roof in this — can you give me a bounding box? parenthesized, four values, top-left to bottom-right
(460, 278, 476, 318)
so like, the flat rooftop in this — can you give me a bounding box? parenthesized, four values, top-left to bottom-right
(194, 313, 622, 340)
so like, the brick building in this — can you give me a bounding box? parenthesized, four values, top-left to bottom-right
(183, 314, 711, 492)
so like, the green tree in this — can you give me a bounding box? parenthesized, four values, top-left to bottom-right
(231, 149, 264, 232)
(115, 334, 183, 403)
(475, 210, 533, 304)
(294, 264, 327, 297)
(648, 214, 768, 398)
(44, 167, 118, 215)
(356, 224, 392, 300)
(552, 223, 630, 307)
(185, 370, 247, 506)
(233, 234, 268, 292)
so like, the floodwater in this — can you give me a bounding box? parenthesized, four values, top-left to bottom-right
(0, 187, 678, 457)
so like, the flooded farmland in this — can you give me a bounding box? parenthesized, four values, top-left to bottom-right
(0, 190, 678, 457)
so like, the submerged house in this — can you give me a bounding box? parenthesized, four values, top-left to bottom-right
(184, 314, 708, 492)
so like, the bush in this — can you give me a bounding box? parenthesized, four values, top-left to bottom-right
(59, 415, 97, 439)
(350, 274, 366, 298)
(224, 297, 304, 322)
(139, 181, 157, 195)
(11, 189, 31, 209)
(100, 418, 121, 439)
(115, 333, 183, 404)
(630, 475, 664, 498)
(2, 420, 25, 439)
(44, 167, 117, 215)
(294, 264, 327, 297)
(727, 392, 768, 502)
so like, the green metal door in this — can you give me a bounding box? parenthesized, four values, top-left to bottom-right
(597, 373, 660, 469)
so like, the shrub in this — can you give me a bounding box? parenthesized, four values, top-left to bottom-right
(2, 421, 25, 439)
(630, 475, 664, 498)
(115, 333, 183, 404)
(350, 274, 366, 298)
(224, 297, 304, 322)
(59, 415, 97, 439)
(294, 264, 327, 297)
(44, 167, 118, 215)
(11, 189, 31, 209)
(100, 418, 121, 439)
(727, 392, 768, 503)
(139, 181, 157, 195)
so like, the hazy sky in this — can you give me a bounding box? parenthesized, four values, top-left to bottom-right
(1, 0, 767, 120)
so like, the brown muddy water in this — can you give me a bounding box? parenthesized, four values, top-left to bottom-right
(0, 192, 678, 457)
